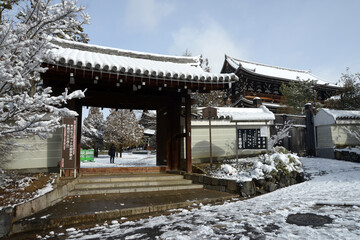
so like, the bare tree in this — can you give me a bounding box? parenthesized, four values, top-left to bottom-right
(268, 121, 294, 151)
(343, 126, 360, 143)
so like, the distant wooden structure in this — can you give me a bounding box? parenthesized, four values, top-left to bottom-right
(221, 55, 341, 113)
(39, 38, 238, 176)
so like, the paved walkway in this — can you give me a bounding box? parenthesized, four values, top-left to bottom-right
(10, 188, 238, 238)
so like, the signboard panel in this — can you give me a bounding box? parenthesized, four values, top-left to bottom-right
(238, 129, 267, 149)
(61, 117, 77, 170)
(202, 107, 217, 119)
(260, 126, 268, 137)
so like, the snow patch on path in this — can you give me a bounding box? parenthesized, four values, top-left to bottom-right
(80, 152, 157, 168)
(57, 157, 360, 239)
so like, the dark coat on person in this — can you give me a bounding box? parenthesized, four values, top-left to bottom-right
(108, 145, 116, 157)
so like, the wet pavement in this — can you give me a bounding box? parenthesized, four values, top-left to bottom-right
(10, 189, 238, 239)
(33, 189, 237, 217)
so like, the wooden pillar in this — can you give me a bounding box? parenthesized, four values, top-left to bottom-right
(305, 104, 316, 156)
(185, 94, 192, 172)
(75, 101, 82, 174)
(167, 100, 181, 170)
(166, 106, 172, 169)
(156, 107, 167, 167)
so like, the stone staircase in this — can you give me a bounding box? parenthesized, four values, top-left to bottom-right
(69, 173, 203, 196)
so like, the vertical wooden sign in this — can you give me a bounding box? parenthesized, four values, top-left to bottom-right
(61, 117, 77, 177)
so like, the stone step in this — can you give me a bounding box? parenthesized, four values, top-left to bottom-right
(69, 184, 203, 196)
(77, 174, 184, 183)
(74, 179, 193, 190)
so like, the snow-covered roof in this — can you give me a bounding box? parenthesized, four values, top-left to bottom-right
(225, 55, 337, 88)
(144, 129, 156, 135)
(315, 108, 360, 126)
(193, 106, 275, 122)
(48, 38, 238, 83)
(233, 97, 286, 109)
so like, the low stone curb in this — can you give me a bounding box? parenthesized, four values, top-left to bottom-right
(10, 195, 238, 235)
(335, 150, 360, 163)
(14, 178, 79, 220)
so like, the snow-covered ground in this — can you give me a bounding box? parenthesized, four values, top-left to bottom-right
(0, 172, 56, 211)
(335, 146, 360, 155)
(43, 157, 360, 239)
(80, 152, 157, 168)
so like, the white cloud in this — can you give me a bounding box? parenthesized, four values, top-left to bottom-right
(169, 19, 247, 73)
(123, 0, 175, 31)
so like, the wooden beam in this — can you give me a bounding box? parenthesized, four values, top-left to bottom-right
(42, 65, 231, 93)
(166, 100, 181, 170)
(75, 100, 82, 174)
(185, 94, 192, 173)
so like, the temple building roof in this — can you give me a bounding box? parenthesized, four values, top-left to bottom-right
(224, 55, 338, 88)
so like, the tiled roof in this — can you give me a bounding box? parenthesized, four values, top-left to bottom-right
(322, 108, 360, 120)
(225, 55, 337, 88)
(48, 38, 238, 83)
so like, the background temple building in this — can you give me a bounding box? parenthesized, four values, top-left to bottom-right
(221, 55, 341, 113)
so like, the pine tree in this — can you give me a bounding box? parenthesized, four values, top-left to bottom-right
(326, 68, 360, 110)
(188, 53, 227, 107)
(81, 107, 104, 157)
(104, 109, 144, 157)
(280, 79, 317, 114)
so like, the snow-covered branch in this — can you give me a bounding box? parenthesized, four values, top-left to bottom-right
(0, 0, 89, 140)
(343, 126, 360, 143)
(268, 121, 294, 151)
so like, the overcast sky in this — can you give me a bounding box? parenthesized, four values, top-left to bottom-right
(78, 0, 360, 85)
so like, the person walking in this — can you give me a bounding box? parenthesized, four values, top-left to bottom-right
(108, 144, 116, 164)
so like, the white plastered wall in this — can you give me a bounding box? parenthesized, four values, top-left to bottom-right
(190, 119, 271, 161)
(3, 128, 62, 170)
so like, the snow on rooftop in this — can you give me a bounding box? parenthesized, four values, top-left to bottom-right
(193, 106, 275, 121)
(226, 55, 337, 87)
(315, 108, 360, 126)
(144, 129, 156, 135)
(48, 38, 238, 83)
(321, 108, 360, 120)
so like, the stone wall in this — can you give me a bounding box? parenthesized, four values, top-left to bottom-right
(334, 150, 360, 163)
(184, 171, 305, 197)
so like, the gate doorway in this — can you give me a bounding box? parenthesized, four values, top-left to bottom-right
(80, 107, 160, 172)
(42, 38, 237, 176)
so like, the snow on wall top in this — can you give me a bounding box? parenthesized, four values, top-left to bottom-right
(48, 38, 238, 82)
(193, 105, 275, 122)
(315, 108, 360, 126)
(225, 55, 337, 87)
(144, 129, 155, 135)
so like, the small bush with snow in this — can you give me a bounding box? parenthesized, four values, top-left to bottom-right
(211, 147, 303, 182)
(220, 164, 238, 176)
